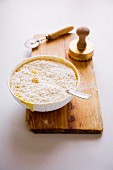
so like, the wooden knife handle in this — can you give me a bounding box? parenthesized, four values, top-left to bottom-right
(47, 26, 74, 40)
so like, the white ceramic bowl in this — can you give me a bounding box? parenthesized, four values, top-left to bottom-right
(8, 55, 80, 112)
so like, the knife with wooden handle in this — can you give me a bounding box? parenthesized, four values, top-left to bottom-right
(25, 26, 74, 48)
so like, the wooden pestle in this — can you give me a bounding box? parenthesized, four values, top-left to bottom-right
(76, 27, 90, 51)
(68, 26, 94, 61)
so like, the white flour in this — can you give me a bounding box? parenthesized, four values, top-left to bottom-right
(10, 59, 77, 104)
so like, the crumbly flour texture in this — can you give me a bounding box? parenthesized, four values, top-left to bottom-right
(10, 59, 77, 104)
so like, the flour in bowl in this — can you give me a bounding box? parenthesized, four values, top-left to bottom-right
(10, 59, 77, 104)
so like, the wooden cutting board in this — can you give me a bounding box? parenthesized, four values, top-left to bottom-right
(26, 33, 103, 134)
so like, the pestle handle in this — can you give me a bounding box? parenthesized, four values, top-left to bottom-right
(76, 27, 90, 51)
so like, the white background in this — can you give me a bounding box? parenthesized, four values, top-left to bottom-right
(0, 0, 113, 169)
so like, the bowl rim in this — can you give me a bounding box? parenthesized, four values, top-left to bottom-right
(8, 55, 80, 106)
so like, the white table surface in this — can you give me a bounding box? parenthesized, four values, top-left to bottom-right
(0, 0, 113, 169)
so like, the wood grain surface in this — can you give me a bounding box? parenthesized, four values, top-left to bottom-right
(26, 33, 103, 134)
